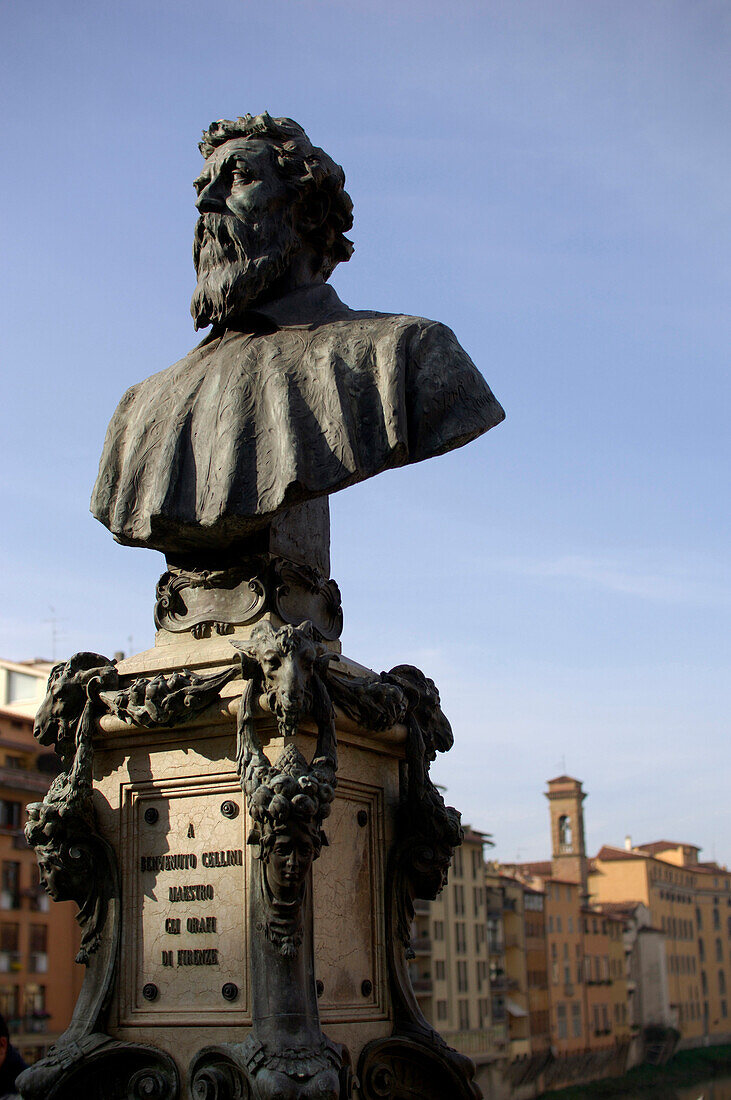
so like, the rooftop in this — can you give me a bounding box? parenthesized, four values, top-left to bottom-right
(637, 840, 700, 855)
(594, 845, 646, 862)
(505, 860, 553, 876)
(595, 900, 642, 918)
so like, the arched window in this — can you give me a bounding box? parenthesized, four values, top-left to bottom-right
(558, 815, 572, 850)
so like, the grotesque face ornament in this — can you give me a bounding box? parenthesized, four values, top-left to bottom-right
(36, 849, 67, 902)
(266, 822, 318, 903)
(243, 738, 334, 958)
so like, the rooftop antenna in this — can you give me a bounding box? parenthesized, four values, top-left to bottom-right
(43, 606, 65, 662)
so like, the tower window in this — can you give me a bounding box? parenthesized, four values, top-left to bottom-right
(558, 815, 573, 850)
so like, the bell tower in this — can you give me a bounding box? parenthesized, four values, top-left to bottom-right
(546, 775, 589, 902)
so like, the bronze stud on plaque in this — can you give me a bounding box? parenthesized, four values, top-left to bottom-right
(222, 983, 239, 1002)
(142, 983, 159, 1001)
(221, 800, 239, 819)
(143, 807, 159, 825)
(361, 979, 373, 997)
(316, 980, 324, 998)
(357, 809, 368, 827)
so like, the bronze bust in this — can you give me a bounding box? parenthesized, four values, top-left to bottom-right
(91, 114, 504, 568)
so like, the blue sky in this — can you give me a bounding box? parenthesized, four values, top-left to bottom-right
(1, 1, 729, 863)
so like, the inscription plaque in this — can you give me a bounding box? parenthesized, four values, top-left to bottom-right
(120, 774, 249, 1025)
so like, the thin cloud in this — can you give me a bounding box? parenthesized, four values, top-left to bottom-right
(496, 553, 729, 605)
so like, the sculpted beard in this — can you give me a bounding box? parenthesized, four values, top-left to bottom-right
(191, 211, 300, 329)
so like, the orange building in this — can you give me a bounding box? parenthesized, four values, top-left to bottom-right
(484, 869, 531, 1057)
(581, 907, 630, 1048)
(523, 886, 550, 1052)
(544, 877, 585, 1052)
(0, 660, 83, 1062)
(502, 777, 634, 1064)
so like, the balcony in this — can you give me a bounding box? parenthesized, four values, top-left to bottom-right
(5, 1014, 50, 1035)
(0, 952, 22, 973)
(504, 934, 521, 949)
(440, 1028, 503, 1057)
(411, 978, 433, 995)
(21, 1014, 50, 1034)
(0, 767, 51, 794)
(413, 899, 430, 915)
(411, 937, 432, 955)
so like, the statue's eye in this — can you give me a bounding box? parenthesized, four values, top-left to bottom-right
(265, 655, 281, 671)
(232, 167, 254, 186)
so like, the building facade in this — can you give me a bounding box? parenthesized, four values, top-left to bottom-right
(499, 776, 636, 1087)
(0, 658, 83, 1063)
(523, 887, 550, 1053)
(397, 773, 725, 1093)
(591, 839, 731, 1044)
(413, 827, 506, 1064)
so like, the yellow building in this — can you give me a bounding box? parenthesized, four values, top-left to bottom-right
(581, 907, 631, 1048)
(694, 860, 731, 1039)
(591, 839, 731, 1044)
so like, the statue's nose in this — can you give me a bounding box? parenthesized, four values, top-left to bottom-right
(280, 684, 301, 707)
(195, 177, 227, 214)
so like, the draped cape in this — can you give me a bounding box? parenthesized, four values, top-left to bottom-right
(91, 284, 505, 552)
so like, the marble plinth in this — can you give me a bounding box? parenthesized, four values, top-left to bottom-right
(97, 642, 401, 1095)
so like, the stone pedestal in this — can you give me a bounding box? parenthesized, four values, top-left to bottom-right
(94, 639, 401, 1092)
(19, 622, 482, 1099)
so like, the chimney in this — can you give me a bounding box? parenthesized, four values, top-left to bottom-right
(625, 835, 632, 851)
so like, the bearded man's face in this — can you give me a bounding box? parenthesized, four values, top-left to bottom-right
(191, 138, 301, 329)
